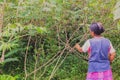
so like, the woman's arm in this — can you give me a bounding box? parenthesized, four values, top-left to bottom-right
(108, 52, 116, 62)
(108, 41, 116, 62)
(74, 40, 90, 53)
(74, 43, 83, 53)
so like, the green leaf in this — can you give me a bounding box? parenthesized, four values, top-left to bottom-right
(0, 40, 19, 51)
(35, 27, 47, 34)
(5, 48, 23, 58)
(0, 75, 16, 80)
(2, 58, 18, 64)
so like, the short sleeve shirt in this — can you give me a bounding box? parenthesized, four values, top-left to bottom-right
(82, 38, 115, 54)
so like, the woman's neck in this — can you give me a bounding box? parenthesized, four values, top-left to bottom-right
(93, 35, 102, 38)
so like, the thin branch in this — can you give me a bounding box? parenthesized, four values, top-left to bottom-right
(39, 66, 47, 79)
(38, 55, 59, 79)
(57, 26, 61, 49)
(0, 2, 4, 34)
(34, 37, 38, 80)
(24, 36, 31, 80)
(11, 34, 29, 41)
(0, 34, 14, 63)
(49, 47, 66, 80)
(49, 51, 69, 80)
(27, 50, 62, 77)
(0, 49, 5, 63)
(68, 26, 81, 41)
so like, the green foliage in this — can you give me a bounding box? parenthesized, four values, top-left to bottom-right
(0, 0, 119, 80)
(0, 41, 18, 51)
(1, 58, 18, 65)
(0, 75, 16, 80)
(56, 54, 87, 80)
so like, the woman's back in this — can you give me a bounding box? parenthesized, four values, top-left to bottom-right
(88, 37, 111, 72)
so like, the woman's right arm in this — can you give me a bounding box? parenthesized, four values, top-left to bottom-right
(74, 43, 83, 53)
(74, 40, 90, 53)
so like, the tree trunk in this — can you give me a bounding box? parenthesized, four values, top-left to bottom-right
(0, 3, 4, 63)
(0, 4, 3, 33)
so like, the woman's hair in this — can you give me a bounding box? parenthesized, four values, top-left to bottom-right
(90, 22, 105, 35)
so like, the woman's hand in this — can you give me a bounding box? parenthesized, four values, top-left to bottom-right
(75, 43, 80, 49)
(108, 52, 116, 63)
(74, 43, 83, 52)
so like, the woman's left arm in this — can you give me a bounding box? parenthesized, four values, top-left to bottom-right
(109, 52, 116, 62)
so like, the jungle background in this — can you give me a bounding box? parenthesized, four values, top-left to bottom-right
(0, 0, 120, 80)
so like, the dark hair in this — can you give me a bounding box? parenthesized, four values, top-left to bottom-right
(90, 22, 105, 35)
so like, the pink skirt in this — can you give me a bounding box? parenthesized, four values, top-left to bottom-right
(86, 69, 113, 80)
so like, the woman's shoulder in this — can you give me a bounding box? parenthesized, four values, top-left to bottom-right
(89, 37, 110, 43)
(101, 37, 110, 41)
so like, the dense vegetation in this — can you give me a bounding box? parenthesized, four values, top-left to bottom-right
(0, 0, 120, 80)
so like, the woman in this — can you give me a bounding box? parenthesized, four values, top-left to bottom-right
(74, 22, 116, 80)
